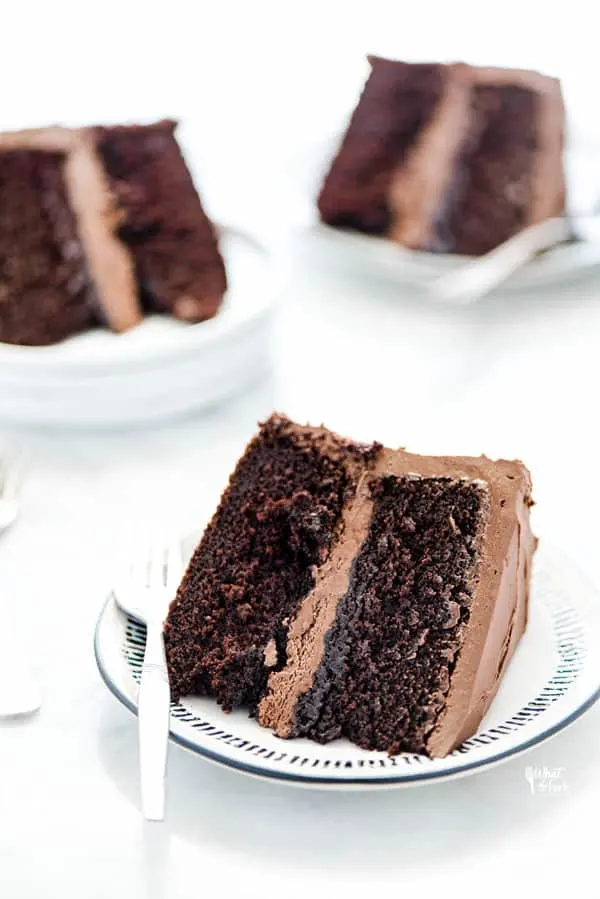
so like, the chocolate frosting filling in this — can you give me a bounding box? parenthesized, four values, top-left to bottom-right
(64, 131, 140, 332)
(387, 63, 472, 248)
(258, 467, 379, 736)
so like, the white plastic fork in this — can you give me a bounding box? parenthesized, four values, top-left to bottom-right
(114, 534, 183, 821)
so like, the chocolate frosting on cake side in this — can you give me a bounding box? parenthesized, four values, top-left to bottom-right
(258, 446, 536, 757)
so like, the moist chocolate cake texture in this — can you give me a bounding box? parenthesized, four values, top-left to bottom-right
(0, 121, 226, 347)
(93, 122, 226, 324)
(318, 57, 565, 256)
(0, 147, 97, 346)
(164, 415, 536, 758)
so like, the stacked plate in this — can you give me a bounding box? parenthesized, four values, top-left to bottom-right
(0, 227, 275, 428)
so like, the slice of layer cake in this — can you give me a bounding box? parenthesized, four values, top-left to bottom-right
(318, 57, 565, 256)
(164, 415, 536, 757)
(0, 121, 226, 346)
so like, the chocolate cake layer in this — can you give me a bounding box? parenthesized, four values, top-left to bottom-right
(164, 415, 380, 710)
(93, 120, 227, 323)
(286, 476, 489, 753)
(0, 148, 96, 346)
(440, 85, 538, 254)
(259, 443, 535, 757)
(318, 60, 445, 235)
(318, 57, 565, 256)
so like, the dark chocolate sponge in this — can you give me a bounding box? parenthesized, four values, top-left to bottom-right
(94, 120, 227, 323)
(0, 149, 96, 346)
(164, 415, 376, 710)
(292, 476, 486, 754)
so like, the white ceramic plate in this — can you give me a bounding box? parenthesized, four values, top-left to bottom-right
(307, 221, 600, 295)
(94, 539, 600, 788)
(0, 227, 275, 427)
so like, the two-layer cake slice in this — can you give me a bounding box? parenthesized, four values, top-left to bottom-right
(0, 121, 226, 346)
(318, 57, 565, 255)
(164, 415, 536, 757)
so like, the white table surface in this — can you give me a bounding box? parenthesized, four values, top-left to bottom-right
(2, 3, 600, 896)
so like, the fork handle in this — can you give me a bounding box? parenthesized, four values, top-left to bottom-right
(429, 217, 571, 305)
(138, 620, 171, 821)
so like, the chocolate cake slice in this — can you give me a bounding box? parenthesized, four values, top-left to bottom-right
(0, 121, 226, 346)
(165, 415, 536, 758)
(318, 57, 565, 255)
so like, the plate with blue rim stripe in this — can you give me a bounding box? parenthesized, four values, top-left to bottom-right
(94, 539, 600, 788)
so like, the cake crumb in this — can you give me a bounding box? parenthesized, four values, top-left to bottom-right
(263, 639, 278, 668)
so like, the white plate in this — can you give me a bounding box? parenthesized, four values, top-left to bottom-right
(308, 222, 600, 295)
(94, 539, 600, 788)
(0, 227, 275, 427)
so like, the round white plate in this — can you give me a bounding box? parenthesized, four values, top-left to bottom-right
(307, 221, 600, 296)
(0, 226, 275, 427)
(94, 540, 600, 788)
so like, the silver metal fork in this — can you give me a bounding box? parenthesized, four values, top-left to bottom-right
(426, 217, 573, 305)
(0, 452, 42, 717)
(114, 535, 183, 821)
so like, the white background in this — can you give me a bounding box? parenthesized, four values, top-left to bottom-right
(1, 2, 599, 896)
